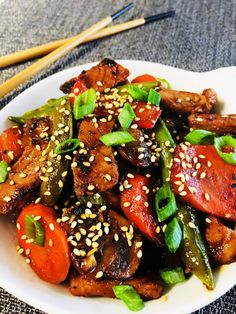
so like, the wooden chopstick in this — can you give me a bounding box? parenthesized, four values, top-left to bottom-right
(0, 3, 134, 98)
(0, 10, 175, 69)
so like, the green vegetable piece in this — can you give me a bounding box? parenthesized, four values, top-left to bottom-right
(164, 217, 182, 253)
(78, 193, 106, 206)
(158, 78, 171, 89)
(185, 129, 216, 144)
(155, 183, 177, 222)
(160, 267, 185, 285)
(116, 81, 163, 96)
(214, 135, 236, 165)
(54, 138, 80, 154)
(100, 131, 135, 146)
(148, 88, 161, 106)
(40, 98, 73, 206)
(8, 96, 68, 124)
(25, 215, 45, 246)
(112, 285, 144, 312)
(177, 204, 214, 289)
(155, 119, 178, 225)
(118, 103, 136, 129)
(0, 160, 9, 183)
(73, 88, 96, 120)
(128, 85, 148, 102)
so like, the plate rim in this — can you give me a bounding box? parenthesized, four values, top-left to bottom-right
(0, 60, 235, 314)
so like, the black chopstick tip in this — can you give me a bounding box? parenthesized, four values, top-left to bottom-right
(144, 10, 175, 24)
(111, 3, 134, 21)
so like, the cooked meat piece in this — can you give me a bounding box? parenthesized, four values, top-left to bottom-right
(0, 118, 51, 215)
(79, 117, 114, 148)
(102, 189, 121, 210)
(60, 58, 129, 94)
(202, 88, 217, 108)
(70, 273, 164, 300)
(22, 117, 52, 147)
(188, 113, 236, 134)
(61, 206, 142, 280)
(0, 144, 47, 214)
(205, 216, 236, 265)
(118, 129, 152, 167)
(73, 144, 118, 197)
(159, 88, 216, 115)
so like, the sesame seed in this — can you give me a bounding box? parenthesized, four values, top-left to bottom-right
(95, 271, 103, 278)
(207, 161, 212, 167)
(135, 241, 143, 248)
(34, 216, 41, 221)
(178, 184, 185, 192)
(96, 81, 103, 86)
(104, 156, 112, 162)
(49, 223, 55, 231)
(9, 180, 15, 186)
(174, 158, 181, 163)
(44, 191, 51, 196)
(87, 184, 95, 191)
(18, 248, 24, 255)
(86, 238, 92, 246)
(105, 174, 112, 181)
(205, 218, 212, 223)
(181, 144, 188, 151)
(123, 202, 130, 207)
(35, 197, 41, 204)
(179, 191, 187, 196)
(92, 242, 99, 248)
(62, 171, 68, 177)
(137, 250, 142, 258)
(196, 163, 201, 170)
(114, 233, 119, 241)
(144, 201, 149, 207)
(36, 145, 41, 151)
(181, 161, 187, 169)
(104, 226, 109, 234)
(192, 171, 197, 177)
(127, 173, 134, 178)
(49, 239, 53, 247)
(25, 248, 30, 255)
(19, 173, 27, 178)
(156, 226, 161, 234)
(16, 223, 21, 230)
(188, 222, 196, 229)
(61, 216, 69, 222)
(179, 152, 185, 159)
(21, 235, 27, 240)
(138, 153, 144, 160)
(204, 192, 210, 201)
(65, 155, 72, 160)
(199, 154, 206, 159)
(26, 238, 34, 244)
(200, 172, 206, 179)
(151, 155, 156, 163)
(3, 196, 11, 202)
(83, 161, 91, 167)
(80, 228, 87, 235)
(135, 195, 141, 201)
(121, 226, 128, 232)
(25, 258, 31, 264)
(73, 248, 81, 256)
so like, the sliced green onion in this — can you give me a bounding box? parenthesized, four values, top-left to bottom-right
(128, 85, 148, 102)
(185, 129, 216, 144)
(73, 88, 96, 120)
(148, 88, 161, 106)
(54, 138, 80, 154)
(112, 285, 144, 312)
(118, 103, 136, 129)
(78, 193, 105, 206)
(0, 160, 9, 183)
(155, 183, 178, 222)
(214, 135, 236, 165)
(160, 267, 185, 285)
(164, 217, 182, 253)
(25, 215, 45, 246)
(100, 131, 135, 146)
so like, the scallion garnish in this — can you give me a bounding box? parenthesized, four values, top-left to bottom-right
(160, 267, 185, 285)
(118, 103, 136, 129)
(112, 285, 144, 312)
(25, 215, 45, 246)
(214, 135, 236, 165)
(155, 183, 178, 222)
(185, 129, 216, 144)
(148, 88, 161, 106)
(100, 131, 135, 146)
(164, 217, 182, 253)
(54, 138, 80, 154)
(73, 88, 96, 120)
(128, 85, 148, 101)
(0, 160, 9, 183)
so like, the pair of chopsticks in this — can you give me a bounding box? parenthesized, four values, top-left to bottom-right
(0, 3, 175, 98)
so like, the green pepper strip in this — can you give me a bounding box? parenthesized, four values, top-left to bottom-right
(155, 119, 214, 289)
(9, 96, 68, 124)
(40, 98, 73, 207)
(177, 204, 214, 290)
(155, 119, 178, 221)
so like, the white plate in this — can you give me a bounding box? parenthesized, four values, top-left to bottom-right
(0, 60, 235, 314)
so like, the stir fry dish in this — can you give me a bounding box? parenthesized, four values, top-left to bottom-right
(0, 59, 235, 311)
